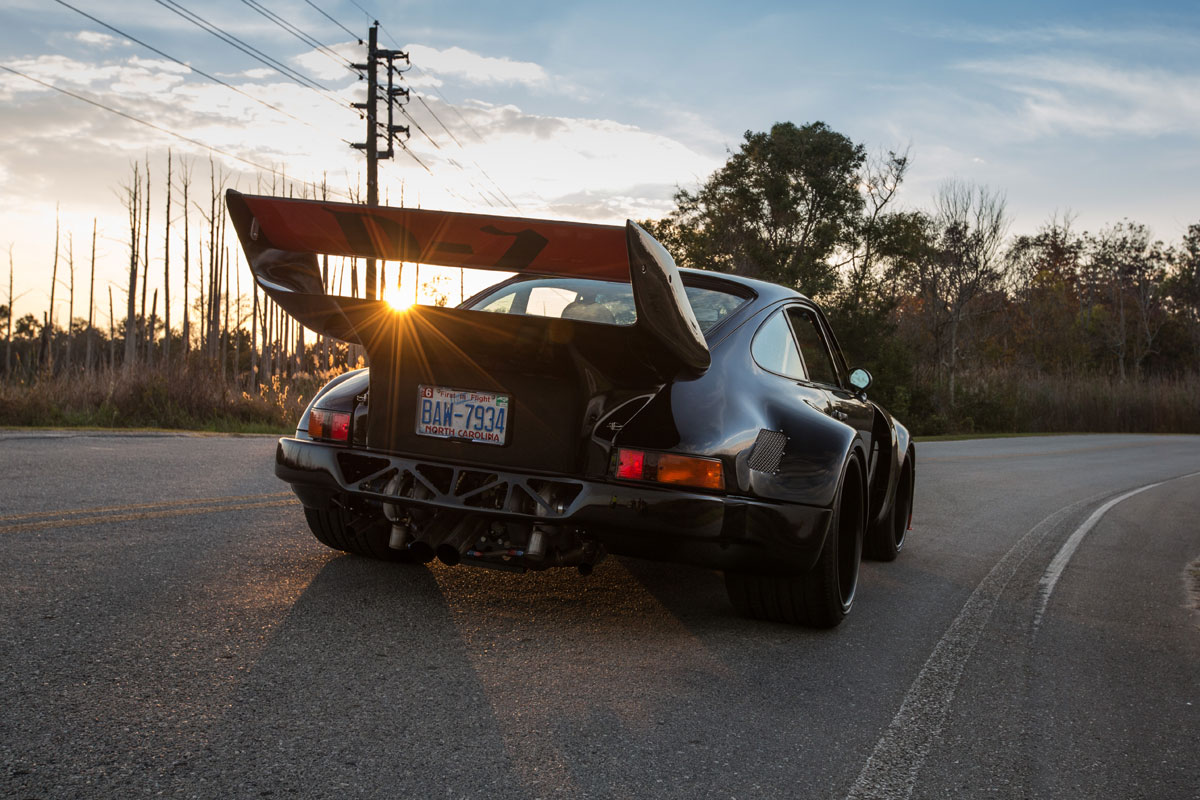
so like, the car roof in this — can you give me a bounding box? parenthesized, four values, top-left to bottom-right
(461, 266, 810, 315)
(678, 267, 808, 306)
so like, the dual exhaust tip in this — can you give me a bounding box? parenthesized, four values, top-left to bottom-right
(388, 516, 493, 566)
(388, 515, 596, 573)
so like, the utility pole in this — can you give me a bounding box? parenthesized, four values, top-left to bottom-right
(352, 22, 410, 301)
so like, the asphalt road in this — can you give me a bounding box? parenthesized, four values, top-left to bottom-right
(1, 431, 1197, 800)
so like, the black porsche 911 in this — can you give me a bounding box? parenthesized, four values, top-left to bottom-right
(227, 190, 915, 628)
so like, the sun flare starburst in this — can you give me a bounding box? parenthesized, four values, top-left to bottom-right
(383, 285, 414, 312)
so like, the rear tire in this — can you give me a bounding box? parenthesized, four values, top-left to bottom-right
(725, 454, 865, 628)
(865, 459, 912, 562)
(304, 505, 412, 562)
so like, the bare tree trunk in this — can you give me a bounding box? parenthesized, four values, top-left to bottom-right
(65, 233, 74, 371)
(108, 286, 116, 370)
(141, 157, 151, 360)
(86, 219, 96, 371)
(262, 296, 271, 383)
(149, 288, 158, 361)
(45, 207, 59, 373)
(250, 282, 259, 388)
(5, 246, 12, 377)
(197, 236, 206, 356)
(163, 148, 172, 365)
(234, 252, 241, 387)
(181, 160, 191, 356)
(124, 164, 141, 372)
(274, 307, 282, 379)
(207, 167, 216, 360)
(221, 244, 229, 383)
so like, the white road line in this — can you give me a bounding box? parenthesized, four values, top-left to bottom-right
(843, 499, 1091, 800)
(846, 469, 1200, 800)
(1033, 470, 1200, 627)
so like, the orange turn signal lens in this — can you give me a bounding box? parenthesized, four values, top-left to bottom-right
(654, 453, 725, 490)
(613, 448, 725, 491)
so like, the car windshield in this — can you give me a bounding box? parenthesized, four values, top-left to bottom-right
(466, 276, 749, 333)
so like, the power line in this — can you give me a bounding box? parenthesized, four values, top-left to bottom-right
(52, 0, 350, 144)
(150, 0, 347, 111)
(346, 0, 377, 22)
(405, 80, 519, 209)
(1, 64, 350, 200)
(238, 0, 359, 75)
(302, 0, 361, 44)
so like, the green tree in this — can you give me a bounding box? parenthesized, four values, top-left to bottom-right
(1006, 214, 1089, 372)
(13, 313, 40, 340)
(910, 180, 1011, 406)
(1086, 221, 1170, 380)
(1164, 223, 1200, 362)
(651, 121, 866, 297)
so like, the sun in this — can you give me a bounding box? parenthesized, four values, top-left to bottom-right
(383, 285, 414, 312)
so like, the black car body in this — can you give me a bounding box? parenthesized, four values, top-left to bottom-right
(227, 190, 915, 627)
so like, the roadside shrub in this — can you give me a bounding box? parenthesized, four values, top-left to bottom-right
(0, 363, 349, 432)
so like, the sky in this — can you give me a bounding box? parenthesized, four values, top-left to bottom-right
(1, 0, 1198, 325)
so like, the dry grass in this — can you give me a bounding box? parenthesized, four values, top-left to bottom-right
(948, 369, 1200, 435)
(3, 364, 1197, 437)
(0, 365, 345, 433)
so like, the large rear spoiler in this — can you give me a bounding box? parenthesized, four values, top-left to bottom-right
(225, 190, 709, 375)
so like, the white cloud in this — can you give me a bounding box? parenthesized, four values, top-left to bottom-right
(958, 56, 1200, 138)
(396, 98, 720, 222)
(292, 41, 365, 83)
(917, 22, 1200, 51)
(72, 31, 120, 49)
(405, 44, 548, 87)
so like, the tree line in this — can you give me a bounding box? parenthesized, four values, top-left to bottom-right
(0, 154, 421, 390)
(646, 121, 1200, 433)
(3, 123, 1198, 433)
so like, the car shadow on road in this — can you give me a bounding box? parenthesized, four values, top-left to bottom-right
(195, 548, 912, 799)
(189, 553, 525, 799)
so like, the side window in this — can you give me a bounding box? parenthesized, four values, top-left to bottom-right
(478, 291, 516, 314)
(751, 310, 806, 380)
(787, 307, 839, 386)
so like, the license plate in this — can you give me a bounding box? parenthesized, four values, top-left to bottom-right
(416, 385, 509, 446)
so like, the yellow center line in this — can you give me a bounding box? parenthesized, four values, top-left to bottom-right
(0, 491, 293, 523)
(0, 498, 298, 534)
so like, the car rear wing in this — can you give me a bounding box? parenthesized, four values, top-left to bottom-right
(225, 190, 710, 376)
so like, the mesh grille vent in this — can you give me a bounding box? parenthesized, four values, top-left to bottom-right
(748, 429, 787, 473)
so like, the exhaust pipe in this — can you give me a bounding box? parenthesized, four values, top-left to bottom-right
(436, 518, 487, 566)
(406, 513, 461, 564)
(382, 474, 412, 550)
(388, 523, 411, 550)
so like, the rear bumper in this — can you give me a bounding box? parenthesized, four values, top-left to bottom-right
(276, 437, 831, 575)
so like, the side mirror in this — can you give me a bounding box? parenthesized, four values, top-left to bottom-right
(848, 367, 873, 395)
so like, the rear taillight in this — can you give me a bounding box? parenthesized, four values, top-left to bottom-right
(308, 409, 351, 443)
(612, 448, 725, 491)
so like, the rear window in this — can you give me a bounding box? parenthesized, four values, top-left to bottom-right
(468, 277, 749, 333)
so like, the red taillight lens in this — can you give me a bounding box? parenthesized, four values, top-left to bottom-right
(309, 409, 351, 442)
(613, 448, 724, 491)
(616, 448, 645, 479)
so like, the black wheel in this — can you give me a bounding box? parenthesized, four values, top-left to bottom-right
(865, 458, 913, 562)
(725, 454, 866, 628)
(303, 505, 412, 562)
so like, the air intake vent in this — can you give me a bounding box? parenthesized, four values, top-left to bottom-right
(747, 429, 787, 473)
